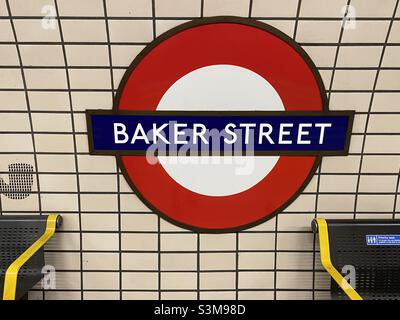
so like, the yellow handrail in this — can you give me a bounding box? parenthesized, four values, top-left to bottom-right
(314, 218, 362, 300)
(3, 214, 59, 300)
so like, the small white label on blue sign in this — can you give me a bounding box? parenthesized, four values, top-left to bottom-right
(366, 235, 400, 246)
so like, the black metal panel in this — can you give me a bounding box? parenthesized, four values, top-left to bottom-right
(326, 219, 400, 300)
(0, 216, 47, 300)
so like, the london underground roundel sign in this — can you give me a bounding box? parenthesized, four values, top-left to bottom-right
(87, 17, 354, 232)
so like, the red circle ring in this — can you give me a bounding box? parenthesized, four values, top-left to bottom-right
(114, 17, 327, 233)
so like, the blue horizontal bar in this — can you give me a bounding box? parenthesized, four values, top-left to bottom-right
(87, 111, 353, 155)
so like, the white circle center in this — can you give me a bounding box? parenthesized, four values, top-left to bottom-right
(157, 64, 284, 196)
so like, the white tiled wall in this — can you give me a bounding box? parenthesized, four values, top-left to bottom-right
(0, 0, 399, 300)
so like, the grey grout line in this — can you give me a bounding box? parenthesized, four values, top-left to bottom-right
(36, 248, 382, 253)
(2, 41, 400, 46)
(3, 88, 400, 92)
(29, 288, 331, 292)
(312, 0, 352, 300)
(235, 231, 239, 300)
(293, 0, 302, 40)
(2, 65, 400, 70)
(393, 169, 400, 219)
(7, 171, 400, 176)
(274, 0, 302, 300)
(2, 191, 399, 196)
(3, 89, 400, 93)
(102, 0, 123, 301)
(248, 0, 253, 18)
(27, 268, 329, 273)
(149, 0, 162, 301)
(1, 15, 400, 21)
(3, 131, 400, 136)
(353, 0, 400, 220)
(198, 1, 204, 301)
(1, 210, 398, 215)
(4, 1, 43, 221)
(29, 229, 395, 234)
(53, 0, 84, 300)
(4, 151, 400, 156)
(196, 232, 200, 299)
(2, 111, 400, 115)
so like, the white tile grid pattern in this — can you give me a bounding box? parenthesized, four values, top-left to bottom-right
(0, 0, 399, 300)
